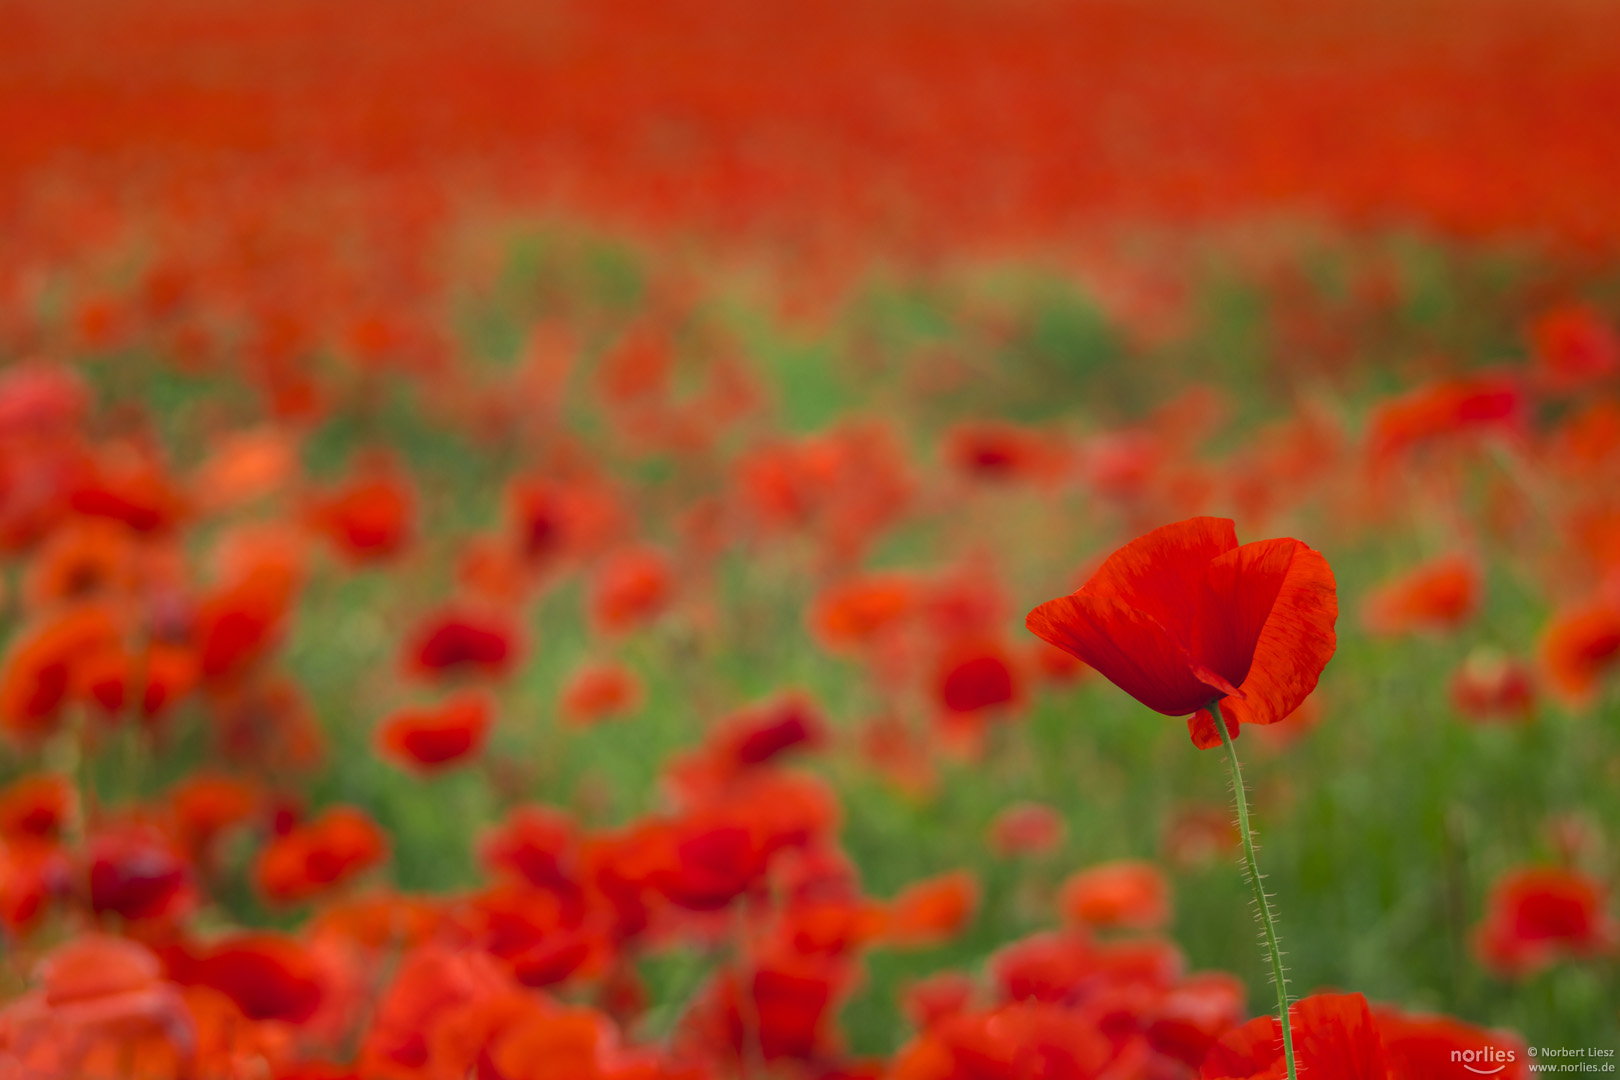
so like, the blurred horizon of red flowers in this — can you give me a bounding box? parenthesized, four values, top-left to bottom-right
(4, 0, 1620, 260)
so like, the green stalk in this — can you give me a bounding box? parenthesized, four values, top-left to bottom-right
(1212, 698, 1298, 1080)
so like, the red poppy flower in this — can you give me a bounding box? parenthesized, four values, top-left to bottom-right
(559, 661, 642, 726)
(1540, 602, 1620, 707)
(1059, 859, 1171, 931)
(257, 806, 389, 905)
(0, 602, 123, 739)
(1450, 648, 1535, 723)
(649, 814, 770, 912)
(1530, 303, 1619, 390)
(1201, 992, 1391, 1079)
(1362, 554, 1481, 635)
(884, 870, 979, 947)
(86, 823, 196, 923)
(478, 806, 579, 892)
(1026, 517, 1337, 748)
(1474, 865, 1615, 977)
(1146, 971, 1247, 1067)
(588, 545, 674, 634)
(935, 640, 1022, 716)
(1372, 1004, 1528, 1080)
(0, 773, 72, 842)
(376, 691, 494, 771)
(987, 802, 1065, 858)
(403, 607, 518, 681)
(809, 574, 915, 653)
(308, 456, 416, 562)
(174, 933, 327, 1024)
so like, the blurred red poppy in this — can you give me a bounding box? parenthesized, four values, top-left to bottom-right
(308, 455, 416, 562)
(1540, 602, 1620, 707)
(559, 661, 643, 726)
(403, 607, 518, 681)
(257, 806, 389, 905)
(1201, 991, 1390, 1079)
(588, 545, 674, 634)
(987, 802, 1065, 858)
(1027, 517, 1338, 748)
(1474, 865, 1615, 977)
(1363, 554, 1481, 635)
(376, 691, 493, 772)
(885, 870, 979, 947)
(1059, 859, 1171, 931)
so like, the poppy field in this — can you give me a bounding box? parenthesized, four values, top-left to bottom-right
(3, 1, 1620, 1077)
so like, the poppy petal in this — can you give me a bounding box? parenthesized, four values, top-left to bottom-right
(1218, 541, 1337, 731)
(1081, 517, 1239, 648)
(1027, 594, 1212, 716)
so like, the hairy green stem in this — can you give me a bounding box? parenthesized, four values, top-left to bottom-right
(1213, 698, 1297, 1080)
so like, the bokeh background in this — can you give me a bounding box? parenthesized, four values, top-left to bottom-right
(1, 0, 1618, 1075)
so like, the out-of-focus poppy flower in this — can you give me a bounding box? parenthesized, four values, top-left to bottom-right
(684, 949, 850, 1066)
(1027, 517, 1338, 748)
(257, 806, 389, 905)
(21, 519, 139, 613)
(885, 870, 979, 947)
(1530, 304, 1619, 390)
(1201, 991, 1391, 1079)
(1474, 866, 1615, 977)
(935, 639, 1022, 718)
(809, 574, 915, 653)
(0, 773, 72, 842)
(507, 475, 624, 567)
(478, 806, 579, 893)
(1363, 554, 1481, 635)
(890, 1000, 1114, 1080)
(715, 692, 829, 770)
(1540, 602, 1620, 707)
(901, 972, 976, 1030)
(312, 892, 443, 952)
(0, 362, 88, 438)
(0, 935, 195, 1078)
(168, 773, 262, 856)
(359, 945, 514, 1077)
(559, 661, 643, 726)
(1146, 970, 1246, 1067)
(0, 839, 71, 935)
(1059, 859, 1171, 931)
(194, 533, 305, 684)
(210, 675, 326, 771)
(87, 823, 196, 923)
(190, 427, 299, 513)
(308, 454, 416, 562)
(376, 691, 493, 772)
(75, 642, 199, 725)
(943, 421, 1065, 484)
(69, 448, 187, 534)
(649, 813, 770, 912)
(454, 884, 604, 988)
(1451, 648, 1535, 722)
(986, 802, 1065, 858)
(171, 933, 326, 1024)
(1373, 1003, 1529, 1080)
(1366, 374, 1525, 462)
(1163, 804, 1241, 870)
(589, 545, 674, 634)
(0, 601, 123, 739)
(403, 606, 518, 681)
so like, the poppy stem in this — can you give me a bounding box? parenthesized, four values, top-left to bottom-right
(1212, 699, 1297, 1080)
